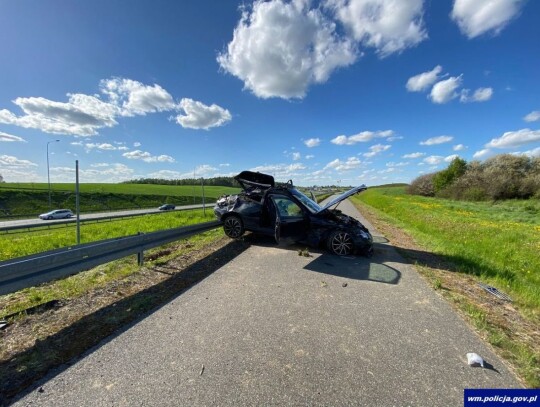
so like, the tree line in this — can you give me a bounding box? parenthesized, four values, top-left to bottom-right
(121, 176, 240, 187)
(408, 154, 540, 200)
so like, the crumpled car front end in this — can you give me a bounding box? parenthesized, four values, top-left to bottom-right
(214, 194, 238, 219)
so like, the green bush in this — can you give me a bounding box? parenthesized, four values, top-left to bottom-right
(409, 154, 540, 201)
(433, 157, 467, 193)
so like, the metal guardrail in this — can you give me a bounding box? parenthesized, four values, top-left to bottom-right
(0, 220, 221, 296)
(0, 203, 214, 233)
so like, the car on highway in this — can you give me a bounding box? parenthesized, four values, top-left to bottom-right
(38, 209, 74, 220)
(214, 171, 373, 256)
(159, 204, 176, 211)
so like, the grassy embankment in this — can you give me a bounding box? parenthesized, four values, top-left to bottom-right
(351, 186, 539, 386)
(0, 183, 239, 218)
(0, 209, 216, 261)
(0, 209, 221, 311)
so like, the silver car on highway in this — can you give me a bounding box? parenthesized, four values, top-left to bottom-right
(38, 209, 73, 220)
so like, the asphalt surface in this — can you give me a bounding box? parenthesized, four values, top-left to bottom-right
(10, 199, 521, 406)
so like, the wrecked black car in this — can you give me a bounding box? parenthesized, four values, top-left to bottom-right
(214, 171, 373, 256)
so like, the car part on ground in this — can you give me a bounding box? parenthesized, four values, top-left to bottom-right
(214, 171, 373, 256)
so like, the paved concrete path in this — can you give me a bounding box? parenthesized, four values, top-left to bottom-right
(11, 199, 520, 406)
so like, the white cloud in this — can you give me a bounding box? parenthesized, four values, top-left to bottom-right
(175, 98, 232, 130)
(304, 137, 321, 147)
(0, 131, 26, 142)
(133, 141, 142, 147)
(402, 152, 425, 159)
(292, 152, 301, 161)
(363, 144, 391, 158)
(85, 143, 117, 151)
(99, 78, 175, 116)
(485, 128, 540, 149)
(217, 0, 357, 99)
(406, 65, 443, 92)
(386, 161, 409, 167)
(444, 154, 459, 162)
(420, 135, 453, 145)
(0, 94, 118, 136)
(194, 164, 219, 177)
(328, 0, 427, 57)
(305, 154, 315, 159)
(460, 87, 493, 102)
(451, 0, 525, 39)
(524, 111, 540, 122)
(122, 150, 175, 163)
(423, 155, 444, 165)
(324, 157, 362, 171)
(219, 163, 230, 167)
(0, 154, 38, 168)
(331, 130, 394, 145)
(0, 78, 231, 137)
(514, 146, 540, 158)
(250, 163, 306, 179)
(430, 76, 462, 104)
(453, 144, 467, 151)
(147, 170, 184, 179)
(51, 163, 135, 183)
(473, 148, 493, 159)
(0, 168, 40, 182)
(378, 167, 397, 174)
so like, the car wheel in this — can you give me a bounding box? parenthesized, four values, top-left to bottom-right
(223, 215, 244, 239)
(47, 216, 53, 220)
(327, 230, 354, 256)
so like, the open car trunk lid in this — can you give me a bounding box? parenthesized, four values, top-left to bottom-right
(234, 171, 275, 190)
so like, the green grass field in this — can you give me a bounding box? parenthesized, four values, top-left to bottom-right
(0, 183, 240, 218)
(0, 182, 239, 198)
(0, 209, 216, 261)
(352, 186, 540, 312)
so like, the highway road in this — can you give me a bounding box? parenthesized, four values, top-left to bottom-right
(10, 198, 520, 406)
(0, 203, 213, 231)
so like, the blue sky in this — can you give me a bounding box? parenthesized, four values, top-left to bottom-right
(0, 0, 539, 186)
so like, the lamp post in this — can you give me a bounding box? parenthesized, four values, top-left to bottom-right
(47, 140, 60, 209)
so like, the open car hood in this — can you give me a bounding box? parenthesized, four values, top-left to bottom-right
(235, 171, 275, 190)
(318, 185, 367, 213)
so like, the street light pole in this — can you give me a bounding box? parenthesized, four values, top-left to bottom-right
(47, 139, 60, 209)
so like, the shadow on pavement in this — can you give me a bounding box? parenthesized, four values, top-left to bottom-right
(1, 239, 250, 406)
(303, 252, 401, 284)
(242, 233, 401, 284)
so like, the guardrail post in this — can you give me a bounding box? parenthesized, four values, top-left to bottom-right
(137, 232, 144, 266)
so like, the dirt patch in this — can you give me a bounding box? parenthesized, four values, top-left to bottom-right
(0, 236, 249, 404)
(356, 202, 539, 387)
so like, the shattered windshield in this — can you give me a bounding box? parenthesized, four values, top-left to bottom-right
(290, 189, 322, 214)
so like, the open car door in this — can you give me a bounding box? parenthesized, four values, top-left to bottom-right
(272, 196, 308, 244)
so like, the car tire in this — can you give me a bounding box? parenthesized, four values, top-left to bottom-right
(223, 215, 245, 239)
(47, 216, 53, 220)
(327, 230, 354, 256)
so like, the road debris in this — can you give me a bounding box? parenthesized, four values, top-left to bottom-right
(478, 283, 512, 302)
(467, 352, 484, 368)
(200, 364, 205, 376)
